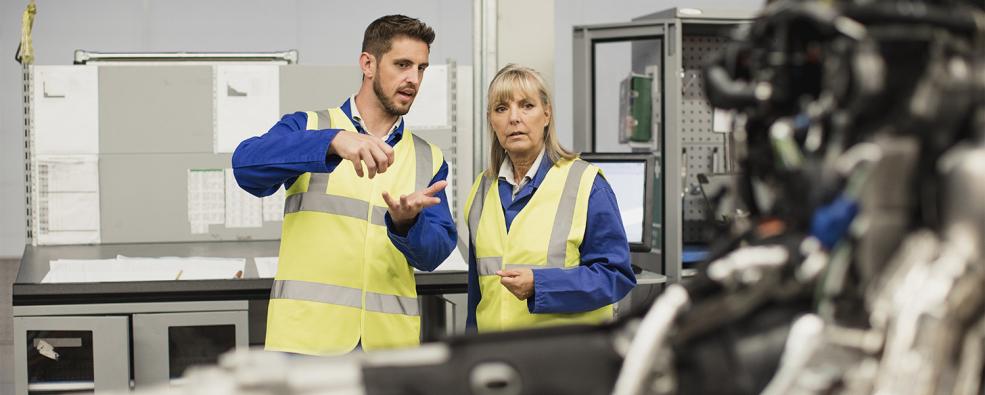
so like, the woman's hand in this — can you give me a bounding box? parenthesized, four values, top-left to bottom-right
(497, 268, 534, 300)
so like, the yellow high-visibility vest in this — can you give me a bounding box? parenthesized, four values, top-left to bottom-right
(265, 108, 443, 355)
(465, 158, 613, 332)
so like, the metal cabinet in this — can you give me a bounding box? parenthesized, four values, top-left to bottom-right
(12, 301, 248, 394)
(14, 316, 130, 394)
(133, 311, 248, 386)
(572, 7, 755, 282)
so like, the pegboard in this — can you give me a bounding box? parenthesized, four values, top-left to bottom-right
(682, 144, 725, 241)
(681, 36, 728, 145)
(680, 35, 729, 242)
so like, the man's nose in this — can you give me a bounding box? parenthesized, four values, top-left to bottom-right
(405, 69, 421, 86)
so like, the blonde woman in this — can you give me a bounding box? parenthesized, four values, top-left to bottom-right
(464, 64, 636, 332)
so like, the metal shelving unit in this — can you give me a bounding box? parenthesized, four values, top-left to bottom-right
(572, 8, 755, 282)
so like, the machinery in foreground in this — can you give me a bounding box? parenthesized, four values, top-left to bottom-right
(128, 0, 984, 393)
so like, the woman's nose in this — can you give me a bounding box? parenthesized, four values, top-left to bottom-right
(508, 108, 521, 123)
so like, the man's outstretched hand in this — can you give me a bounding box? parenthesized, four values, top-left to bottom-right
(382, 180, 447, 234)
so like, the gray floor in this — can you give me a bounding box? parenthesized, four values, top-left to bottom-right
(2, 257, 18, 395)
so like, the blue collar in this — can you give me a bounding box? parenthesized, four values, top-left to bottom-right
(528, 151, 555, 190)
(339, 98, 406, 144)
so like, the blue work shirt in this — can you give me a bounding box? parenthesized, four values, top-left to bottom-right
(231, 98, 457, 271)
(465, 154, 637, 328)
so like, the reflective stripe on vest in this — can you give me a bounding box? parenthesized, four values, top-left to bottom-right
(281, 111, 433, 222)
(271, 279, 419, 316)
(467, 159, 591, 274)
(283, 176, 388, 225)
(411, 135, 433, 191)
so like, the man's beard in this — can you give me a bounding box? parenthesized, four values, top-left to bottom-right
(373, 75, 412, 117)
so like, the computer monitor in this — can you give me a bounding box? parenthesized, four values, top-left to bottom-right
(579, 152, 655, 252)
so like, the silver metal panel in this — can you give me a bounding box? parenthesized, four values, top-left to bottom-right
(24, 66, 34, 245)
(453, 65, 474, 241)
(14, 316, 129, 395)
(14, 300, 247, 317)
(663, 21, 683, 282)
(278, 65, 361, 115)
(634, 7, 757, 22)
(99, 66, 214, 154)
(474, 0, 498, 179)
(572, 28, 592, 152)
(99, 153, 282, 243)
(133, 311, 248, 387)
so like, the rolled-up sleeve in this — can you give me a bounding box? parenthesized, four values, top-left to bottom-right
(527, 174, 637, 314)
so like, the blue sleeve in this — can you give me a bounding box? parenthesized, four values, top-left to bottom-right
(231, 112, 344, 197)
(384, 161, 458, 272)
(527, 174, 637, 314)
(465, 239, 480, 331)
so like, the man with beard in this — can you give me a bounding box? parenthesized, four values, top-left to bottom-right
(232, 15, 456, 355)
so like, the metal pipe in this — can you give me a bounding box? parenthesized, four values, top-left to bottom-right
(74, 50, 299, 64)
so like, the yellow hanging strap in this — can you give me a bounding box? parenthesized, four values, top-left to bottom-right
(16, 0, 37, 65)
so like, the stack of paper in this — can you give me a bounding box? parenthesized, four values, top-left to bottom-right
(41, 256, 246, 283)
(253, 256, 279, 278)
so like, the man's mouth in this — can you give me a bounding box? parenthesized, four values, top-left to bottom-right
(396, 88, 416, 100)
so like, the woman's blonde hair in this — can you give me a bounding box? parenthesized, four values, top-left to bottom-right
(485, 64, 577, 178)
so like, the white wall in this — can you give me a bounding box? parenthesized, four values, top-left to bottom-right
(0, 0, 473, 257)
(553, 0, 764, 150)
(498, 0, 554, 90)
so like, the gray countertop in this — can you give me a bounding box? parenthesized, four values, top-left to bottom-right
(14, 241, 467, 304)
(14, 242, 665, 305)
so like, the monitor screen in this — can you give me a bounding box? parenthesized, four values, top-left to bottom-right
(593, 162, 646, 244)
(580, 153, 655, 252)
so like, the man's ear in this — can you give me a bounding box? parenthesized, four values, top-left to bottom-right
(359, 52, 375, 79)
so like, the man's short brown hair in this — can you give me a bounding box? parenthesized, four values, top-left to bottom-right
(362, 15, 435, 60)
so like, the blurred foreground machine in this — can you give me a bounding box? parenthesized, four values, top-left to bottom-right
(127, 0, 984, 394)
